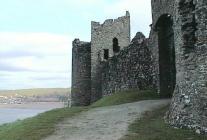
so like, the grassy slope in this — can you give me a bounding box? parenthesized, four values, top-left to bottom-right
(0, 88, 70, 97)
(0, 107, 87, 140)
(91, 90, 161, 107)
(0, 90, 205, 140)
(121, 105, 207, 140)
(0, 90, 157, 140)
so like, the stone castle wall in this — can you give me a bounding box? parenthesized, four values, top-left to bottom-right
(150, 0, 207, 134)
(71, 39, 91, 106)
(71, 0, 207, 134)
(100, 33, 154, 96)
(167, 0, 207, 134)
(91, 11, 131, 102)
(149, 0, 176, 95)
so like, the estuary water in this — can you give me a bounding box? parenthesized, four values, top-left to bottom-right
(0, 108, 46, 125)
(0, 102, 64, 125)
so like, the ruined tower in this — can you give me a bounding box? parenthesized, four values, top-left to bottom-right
(90, 11, 131, 102)
(71, 39, 91, 106)
(71, 11, 131, 105)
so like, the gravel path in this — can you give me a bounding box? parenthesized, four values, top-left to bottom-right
(43, 100, 170, 140)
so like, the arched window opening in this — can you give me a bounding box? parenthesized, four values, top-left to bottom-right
(113, 38, 120, 53)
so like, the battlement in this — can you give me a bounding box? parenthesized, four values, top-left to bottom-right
(91, 11, 130, 29)
(90, 11, 131, 102)
(72, 39, 90, 48)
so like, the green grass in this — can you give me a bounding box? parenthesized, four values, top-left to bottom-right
(0, 89, 159, 140)
(1, 89, 203, 140)
(121, 105, 207, 140)
(91, 90, 161, 107)
(0, 107, 87, 140)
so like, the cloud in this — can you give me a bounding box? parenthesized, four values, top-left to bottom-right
(32, 75, 69, 81)
(69, 0, 104, 6)
(74, 0, 152, 37)
(0, 32, 72, 69)
(0, 50, 44, 59)
(0, 73, 10, 77)
(0, 61, 33, 72)
(103, 0, 152, 37)
(0, 32, 72, 89)
(0, 0, 152, 90)
(0, 32, 72, 53)
(0, 71, 70, 90)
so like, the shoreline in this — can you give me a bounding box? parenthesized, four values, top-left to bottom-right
(0, 102, 65, 110)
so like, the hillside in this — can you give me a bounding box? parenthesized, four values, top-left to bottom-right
(0, 88, 70, 104)
(0, 88, 70, 96)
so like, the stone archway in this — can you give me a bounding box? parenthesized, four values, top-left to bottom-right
(155, 14, 176, 98)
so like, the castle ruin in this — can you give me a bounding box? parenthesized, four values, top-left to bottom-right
(72, 0, 207, 134)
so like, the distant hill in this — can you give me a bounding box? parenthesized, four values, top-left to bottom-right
(0, 88, 71, 104)
(0, 88, 70, 97)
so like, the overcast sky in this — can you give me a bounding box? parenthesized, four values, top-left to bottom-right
(0, 0, 152, 90)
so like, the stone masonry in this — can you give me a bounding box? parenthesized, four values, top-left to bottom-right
(101, 32, 154, 96)
(91, 11, 130, 102)
(166, 0, 207, 134)
(71, 39, 91, 106)
(71, 0, 207, 134)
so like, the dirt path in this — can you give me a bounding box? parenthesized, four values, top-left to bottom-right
(43, 100, 170, 140)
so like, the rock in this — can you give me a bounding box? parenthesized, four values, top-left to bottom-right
(196, 129, 201, 134)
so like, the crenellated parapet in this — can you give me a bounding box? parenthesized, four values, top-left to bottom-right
(90, 11, 131, 102)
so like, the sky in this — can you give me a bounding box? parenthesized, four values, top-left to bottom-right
(0, 0, 152, 90)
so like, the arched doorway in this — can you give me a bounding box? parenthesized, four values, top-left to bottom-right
(155, 14, 176, 98)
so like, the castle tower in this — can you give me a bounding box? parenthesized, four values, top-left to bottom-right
(90, 11, 131, 102)
(71, 39, 91, 106)
(150, 0, 207, 133)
